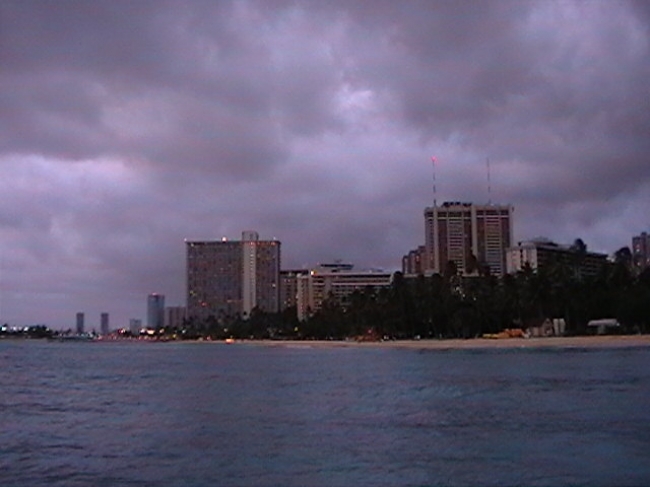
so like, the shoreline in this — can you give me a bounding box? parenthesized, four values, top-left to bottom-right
(240, 335, 650, 350)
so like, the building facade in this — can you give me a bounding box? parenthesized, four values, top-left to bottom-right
(129, 318, 142, 336)
(147, 293, 165, 329)
(632, 231, 650, 273)
(75, 312, 85, 335)
(280, 269, 309, 311)
(164, 306, 187, 329)
(505, 239, 608, 279)
(402, 245, 427, 275)
(296, 263, 393, 321)
(424, 202, 513, 277)
(100, 312, 109, 336)
(186, 231, 281, 323)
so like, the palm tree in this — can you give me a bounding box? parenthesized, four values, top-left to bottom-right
(570, 238, 587, 280)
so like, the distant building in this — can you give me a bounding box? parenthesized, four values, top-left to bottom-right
(164, 306, 186, 329)
(296, 263, 393, 321)
(402, 245, 427, 275)
(147, 293, 165, 329)
(76, 312, 85, 335)
(241, 231, 281, 316)
(129, 318, 142, 336)
(100, 312, 109, 336)
(506, 239, 608, 279)
(186, 231, 281, 323)
(424, 202, 513, 277)
(280, 269, 309, 311)
(632, 231, 650, 272)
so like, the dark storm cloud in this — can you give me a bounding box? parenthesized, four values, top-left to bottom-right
(0, 0, 345, 174)
(1, 2, 283, 177)
(1, 0, 649, 327)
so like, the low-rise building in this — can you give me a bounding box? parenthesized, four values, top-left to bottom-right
(506, 238, 608, 279)
(296, 263, 393, 321)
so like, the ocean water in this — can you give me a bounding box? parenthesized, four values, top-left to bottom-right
(1, 340, 649, 487)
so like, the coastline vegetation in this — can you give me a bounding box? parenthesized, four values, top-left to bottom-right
(185, 250, 650, 341)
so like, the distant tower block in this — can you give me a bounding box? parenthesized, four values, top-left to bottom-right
(100, 312, 109, 336)
(129, 319, 142, 336)
(76, 312, 85, 335)
(147, 293, 165, 329)
(424, 202, 513, 277)
(186, 231, 281, 323)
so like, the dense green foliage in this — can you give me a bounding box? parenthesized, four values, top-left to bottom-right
(317, 270, 644, 338)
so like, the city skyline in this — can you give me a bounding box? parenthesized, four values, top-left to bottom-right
(1, 1, 649, 328)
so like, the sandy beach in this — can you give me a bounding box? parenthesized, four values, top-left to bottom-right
(242, 335, 650, 350)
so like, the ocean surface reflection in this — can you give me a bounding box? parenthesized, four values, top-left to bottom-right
(1, 340, 649, 486)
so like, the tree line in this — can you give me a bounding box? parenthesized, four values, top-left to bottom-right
(185, 245, 650, 340)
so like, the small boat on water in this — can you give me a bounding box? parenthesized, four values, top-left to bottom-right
(224, 338, 236, 344)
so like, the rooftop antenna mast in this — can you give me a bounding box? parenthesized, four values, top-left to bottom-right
(486, 157, 492, 204)
(431, 156, 437, 207)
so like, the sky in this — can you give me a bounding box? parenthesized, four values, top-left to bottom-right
(1, 0, 649, 329)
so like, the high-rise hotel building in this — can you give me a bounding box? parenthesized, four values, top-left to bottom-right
(424, 202, 513, 277)
(186, 231, 280, 322)
(147, 293, 165, 329)
(75, 312, 85, 335)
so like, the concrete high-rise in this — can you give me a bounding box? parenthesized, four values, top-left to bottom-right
(424, 202, 513, 277)
(129, 318, 142, 336)
(100, 312, 109, 336)
(280, 269, 309, 311)
(186, 231, 281, 323)
(147, 293, 165, 329)
(76, 312, 85, 335)
(402, 245, 427, 275)
(164, 306, 186, 329)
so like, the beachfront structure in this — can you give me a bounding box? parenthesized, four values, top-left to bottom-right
(186, 231, 281, 323)
(296, 263, 393, 321)
(587, 318, 620, 335)
(505, 239, 608, 279)
(147, 293, 165, 329)
(424, 202, 513, 277)
(632, 231, 650, 273)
